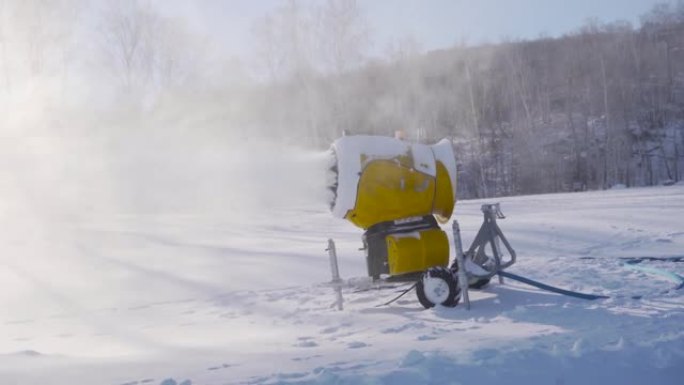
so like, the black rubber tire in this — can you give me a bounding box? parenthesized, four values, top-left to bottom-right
(416, 266, 460, 309)
(450, 259, 491, 289)
(468, 278, 491, 289)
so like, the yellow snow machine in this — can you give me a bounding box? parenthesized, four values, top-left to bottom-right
(326, 135, 517, 309)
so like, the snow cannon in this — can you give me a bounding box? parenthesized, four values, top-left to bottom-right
(326, 135, 457, 279)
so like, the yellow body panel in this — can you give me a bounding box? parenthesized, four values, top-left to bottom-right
(433, 161, 456, 223)
(346, 160, 436, 229)
(345, 158, 456, 229)
(386, 228, 450, 275)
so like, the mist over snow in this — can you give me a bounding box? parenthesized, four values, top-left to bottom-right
(1, 181, 683, 385)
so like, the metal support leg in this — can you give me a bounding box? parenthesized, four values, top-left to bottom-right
(452, 221, 470, 310)
(327, 239, 344, 310)
(494, 235, 504, 284)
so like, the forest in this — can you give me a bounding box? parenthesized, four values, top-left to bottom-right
(1, 0, 683, 199)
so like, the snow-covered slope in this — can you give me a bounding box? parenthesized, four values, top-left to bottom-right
(1, 138, 683, 385)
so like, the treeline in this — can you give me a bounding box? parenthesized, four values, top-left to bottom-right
(249, 1, 684, 198)
(2, 1, 683, 199)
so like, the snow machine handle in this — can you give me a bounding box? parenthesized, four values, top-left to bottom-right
(482, 203, 506, 220)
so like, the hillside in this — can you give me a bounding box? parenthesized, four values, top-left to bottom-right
(1, 138, 682, 384)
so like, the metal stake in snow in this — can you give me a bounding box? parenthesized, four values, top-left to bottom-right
(494, 232, 505, 285)
(452, 220, 471, 310)
(327, 239, 344, 310)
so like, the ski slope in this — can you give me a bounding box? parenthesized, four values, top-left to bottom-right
(1, 138, 683, 385)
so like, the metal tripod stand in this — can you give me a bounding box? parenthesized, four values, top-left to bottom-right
(452, 203, 517, 309)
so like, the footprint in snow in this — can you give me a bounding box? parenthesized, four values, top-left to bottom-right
(219, 311, 238, 319)
(128, 304, 151, 311)
(159, 379, 192, 385)
(472, 348, 499, 362)
(347, 341, 368, 349)
(292, 354, 322, 362)
(322, 322, 339, 331)
(295, 339, 318, 348)
(120, 380, 153, 385)
(277, 372, 308, 380)
(265, 293, 285, 302)
(382, 322, 425, 334)
(417, 335, 437, 341)
(207, 363, 232, 371)
(400, 350, 425, 367)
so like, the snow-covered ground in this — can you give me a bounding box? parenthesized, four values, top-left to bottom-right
(1, 137, 683, 385)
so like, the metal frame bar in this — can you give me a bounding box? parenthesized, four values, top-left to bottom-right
(452, 203, 517, 310)
(327, 239, 344, 310)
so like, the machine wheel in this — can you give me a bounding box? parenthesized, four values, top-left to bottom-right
(468, 278, 491, 289)
(416, 267, 460, 309)
(450, 259, 491, 289)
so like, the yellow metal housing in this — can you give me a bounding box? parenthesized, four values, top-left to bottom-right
(347, 160, 435, 228)
(345, 159, 455, 229)
(433, 161, 456, 223)
(386, 228, 450, 276)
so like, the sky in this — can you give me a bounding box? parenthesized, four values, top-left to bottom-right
(155, 0, 665, 59)
(362, 0, 664, 48)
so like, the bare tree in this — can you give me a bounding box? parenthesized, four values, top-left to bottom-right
(252, 0, 316, 82)
(98, 0, 159, 90)
(246, 1, 684, 193)
(315, 0, 370, 74)
(97, 0, 208, 108)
